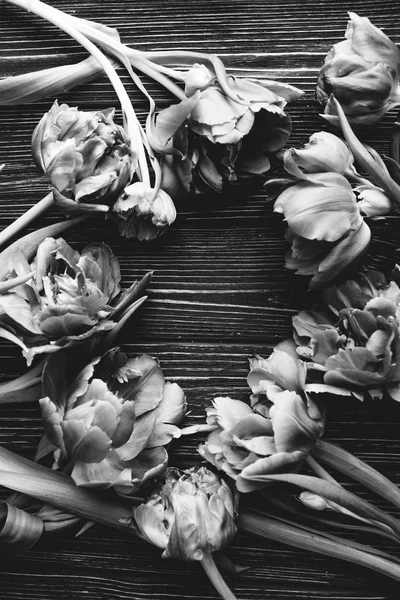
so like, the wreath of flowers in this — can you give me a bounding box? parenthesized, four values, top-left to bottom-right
(1, 4, 400, 600)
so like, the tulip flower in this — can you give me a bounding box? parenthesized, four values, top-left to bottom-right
(317, 12, 400, 125)
(194, 344, 332, 493)
(40, 349, 186, 495)
(290, 269, 400, 401)
(283, 131, 359, 179)
(272, 172, 371, 289)
(113, 181, 177, 241)
(134, 466, 238, 600)
(0, 237, 150, 365)
(32, 100, 133, 215)
(356, 185, 393, 216)
(154, 64, 301, 195)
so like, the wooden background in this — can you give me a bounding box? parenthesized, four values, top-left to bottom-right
(1, 0, 400, 598)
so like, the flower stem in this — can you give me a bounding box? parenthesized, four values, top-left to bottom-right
(7, 0, 150, 186)
(200, 553, 238, 600)
(0, 192, 54, 248)
(313, 440, 400, 511)
(332, 96, 400, 207)
(0, 360, 44, 405)
(261, 471, 400, 540)
(305, 455, 338, 484)
(238, 509, 400, 583)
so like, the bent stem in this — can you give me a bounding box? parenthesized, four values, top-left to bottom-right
(313, 440, 400, 511)
(238, 509, 400, 583)
(0, 192, 54, 248)
(200, 553, 238, 600)
(0, 359, 44, 405)
(7, 0, 150, 186)
(331, 96, 400, 207)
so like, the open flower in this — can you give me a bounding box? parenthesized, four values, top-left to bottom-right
(195, 347, 331, 493)
(155, 64, 302, 195)
(40, 349, 186, 495)
(291, 270, 400, 400)
(134, 466, 236, 561)
(272, 172, 371, 289)
(113, 181, 177, 240)
(0, 237, 150, 364)
(317, 12, 400, 125)
(32, 100, 134, 214)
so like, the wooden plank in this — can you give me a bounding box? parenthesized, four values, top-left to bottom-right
(1, 0, 400, 598)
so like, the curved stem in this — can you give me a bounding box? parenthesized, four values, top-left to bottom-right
(313, 440, 400, 511)
(0, 359, 44, 405)
(305, 455, 338, 484)
(239, 509, 400, 583)
(0, 192, 54, 248)
(7, 0, 150, 186)
(200, 553, 238, 600)
(332, 96, 400, 207)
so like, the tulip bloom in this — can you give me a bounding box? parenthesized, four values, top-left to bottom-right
(134, 466, 236, 560)
(317, 12, 400, 125)
(40, 350, 186, 495)
(291, 270, 400, 401)
(155, 64, 302, 195)
(113, 181, 177, 241)
(195, 345, 331, 493)
(273, 172, 371, 289)
(0, 237, 150, 364)
(283, 131, 361, 180)
(32, 100, 133, 214)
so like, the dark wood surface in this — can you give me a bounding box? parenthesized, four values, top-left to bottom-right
(1, 0, 400, 598)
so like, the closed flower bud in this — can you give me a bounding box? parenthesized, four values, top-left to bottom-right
(356, 185, 393, 216)
(113, 181, 177, 241)
(283, 131, 356, 177)
(32, 100, 133, 213)
(134, 466, 236, 561)
(317, 12, 400, 125)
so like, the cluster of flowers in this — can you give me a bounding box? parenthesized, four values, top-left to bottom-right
(0, 0, 304, 246)
(1, 3, 400, 599)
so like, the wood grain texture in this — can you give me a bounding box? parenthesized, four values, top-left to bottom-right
(1, 0, 400, 598)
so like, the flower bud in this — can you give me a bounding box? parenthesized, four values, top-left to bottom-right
(113, 182, 177, 241)
(134, 466, 236, 561)
(356, 185, 393, 216)
(317, 13, 400, 125)
(299, 491, 330, 511)
(283, 131, 355, 176)
(32, 100, 133, 213)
